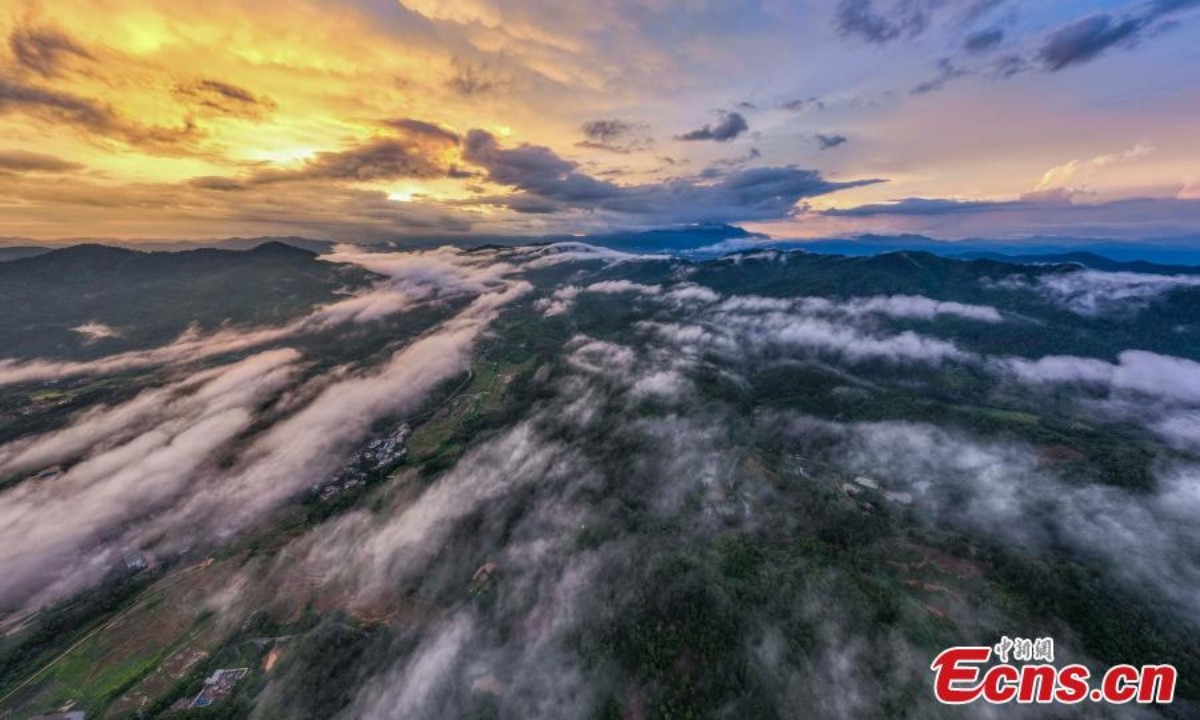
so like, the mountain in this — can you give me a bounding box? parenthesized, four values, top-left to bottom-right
(954, 250, 1200, 275)
(0, 246, 51, 262)
(460, 227, 1200, 266)
(0, 236, 336, 254)
(786, 234, 1200, 266)
(0, 242, 372, 360)
(127, 236, 338, 254)
(371, 224, 767, 254)
(567, 223, 765, 253)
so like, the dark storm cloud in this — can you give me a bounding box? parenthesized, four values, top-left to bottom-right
(463, 128, 620, 202)
(0, 77, 195, 150)
(958, 0, 1008, 26)
(8, 25, 93, 77)
(188, 175, 246, 191)
(780, 97, 826, 112)
(676, 111, 748, 142)
(576, 119, 649, 153)
(251, 136, 451, 184)
(909, 1, 1200, 89)
(833, 0, 1198, 83)
(989, 53, 1028, 78)
(709, 147, 762, 169)
(461, 128, 881, 223)
(0, 149, 83, 173)
(574, 141, 630, 153)
(181, 121, 877, 229)
(910, 58, 967, 94)
(963, 27, 1004, 52)
(1038, 14, 1149, 70)
(581, 119, 636, 143)
(835, 0, 1013, 48)
(1037, 0, 1200, 71)
(384, 118, 461, 144)
(835, 0, 937, 44)
(447, 56, 508, 97)
(686, 167, 880, 218)
(174, 79, 276, 119)
(816, 134, 848, 150)
(1153, 0, 1200, 11)
(0, 76, 116, 128)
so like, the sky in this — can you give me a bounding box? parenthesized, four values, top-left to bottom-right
(1, 0, 1199, 242)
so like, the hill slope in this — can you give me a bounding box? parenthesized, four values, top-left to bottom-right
(0, 242, 372, 359)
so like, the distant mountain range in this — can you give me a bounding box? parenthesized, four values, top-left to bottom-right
(0, 235, 336, 258)
(952, 250, 1200, 276)
(4, 225, 1200, 267)
(623, 228, 1200, 267)
(0, 246, 54, 262)
(770, 233, 1200, 267)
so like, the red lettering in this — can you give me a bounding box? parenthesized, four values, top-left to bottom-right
(1017, 665, 1057, 703)
(931, 647, 990, 704)
(981, 664, 1018, 703)
(1055, 665, 1090, 704)
(1104, 665, 1139, 703)
(1137, 665, 1176, 703)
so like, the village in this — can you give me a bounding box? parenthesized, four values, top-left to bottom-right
(313, 423, 411, 502)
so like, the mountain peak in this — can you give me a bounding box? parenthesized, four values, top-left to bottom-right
(246, 240, 319, 258)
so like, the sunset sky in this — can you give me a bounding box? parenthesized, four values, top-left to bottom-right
(2, 0, 1199, 242)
